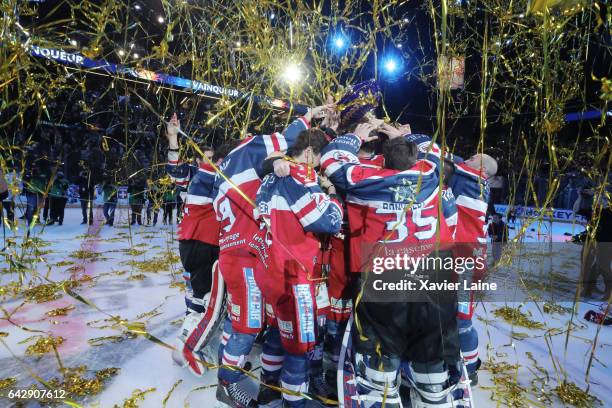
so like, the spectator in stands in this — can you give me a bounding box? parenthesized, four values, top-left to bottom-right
(146, 178, 160, 226)
(78, 170, 94, 225)
(0, 167, 16, 227)
(507, 206, 517, 224)
(102, 177, 118, 226)
(47, 172, 70, 225)
(573, 185, 594, 221)
(86, 137, 105, 186)
(23, 163, 49, 228)
(162, 185, 176, 225)
(66, 145, 82, 182)
(128, 179, 146, 226)
(487, 213, 508, 265)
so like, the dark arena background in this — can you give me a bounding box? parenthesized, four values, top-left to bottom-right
(0, 1, 610, 407)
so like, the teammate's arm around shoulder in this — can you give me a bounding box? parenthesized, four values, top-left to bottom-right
(320, 122, 379, 191)
(286, 169, 343, 235)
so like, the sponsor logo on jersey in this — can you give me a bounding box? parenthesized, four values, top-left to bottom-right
(243, 267, 262, 329)
(331, 297, 353, 314)
(442, 188, 455, 201)
(293, 284, 315, 344)
(278, 319, 294, 339)
(315, 283, 330, 309)
(258, 201, 269, 215)
(231, 304, 241, 320)
(389, 178, 416, 202)
(458, 302, 471, 315)
(265, 303, 275, 319)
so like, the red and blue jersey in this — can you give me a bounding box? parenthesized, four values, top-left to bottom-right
(250, 164, 343, 293)
(167, 152, 219, 244)
(321, 133, 452, 273)
(442, 186, 458, 239)
(450, 162, 490, 245)
(213, 117, 310, 253)
(404, 134, 461, 241)
(358, 153, 385, 167)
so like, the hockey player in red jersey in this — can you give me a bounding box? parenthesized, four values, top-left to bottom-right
(165, 113, 239, 377)
(213, 105, 332, 408)
(249, 128, 343, 407)
(408, 130, 497, 386)
(450, 152, 497, 385)
(321, 122, 460, 407)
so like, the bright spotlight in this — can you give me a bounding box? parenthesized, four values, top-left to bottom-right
(384, 59, 398, 73)
(157, 16, 165, 23)
(235, 41, 241, 47)
(70, 39, 78, 46)
(281, 63, 302, 84)
(133, 53, 139, 59)
(270, 13, 275, 19)
(334, 37, 345, 48)
(380, 56, 403, 81)
(118, 49, 125, 56)
(134, 4, 141, 10)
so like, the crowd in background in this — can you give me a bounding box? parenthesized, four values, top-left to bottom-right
(0, 87, 610, 232)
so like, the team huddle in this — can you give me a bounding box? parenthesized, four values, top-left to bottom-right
(165, 81, 497, 408)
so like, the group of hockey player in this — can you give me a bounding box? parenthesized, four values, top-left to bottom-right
(165, 80, 497, 408)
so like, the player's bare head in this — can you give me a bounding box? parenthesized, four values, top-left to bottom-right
(465, 153, 497, 178)
(338, 115, 370, 135)
(202, 145, 214, 160)
(359, 140, 378, 156)
(443, 159, 455, 185)
(195, 145, 214, 165)
(213, 139, 240, 164)
(289, 128, 329, 167)
(382, 138, 417, 171)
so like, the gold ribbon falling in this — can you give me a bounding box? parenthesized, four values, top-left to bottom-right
(0, 0, 610, 406)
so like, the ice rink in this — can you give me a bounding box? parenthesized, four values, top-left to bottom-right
(0, 207, 610, 407)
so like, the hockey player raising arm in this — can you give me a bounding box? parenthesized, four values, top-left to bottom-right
(165, 112, 239, 378)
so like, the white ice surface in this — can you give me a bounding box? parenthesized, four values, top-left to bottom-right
(0, 207, 610, 407)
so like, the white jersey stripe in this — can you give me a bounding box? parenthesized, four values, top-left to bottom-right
(184, 194, 213, 205)
(455, 195, 488, 213)
(213, 168, 260, 208)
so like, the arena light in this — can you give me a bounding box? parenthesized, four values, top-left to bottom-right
(134, 4, 141, 10)
(133, 53, 140, 59)
(157, 16, 165, 23)
(270, 12, 275, 20)
(380, 55, 404, 81)
(281, 63, 302, 84)
(117, 49, 125, 56)
(384, 58, 398, 73)
(334, 36, 346, 49)
(69, 39, 78, 46)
